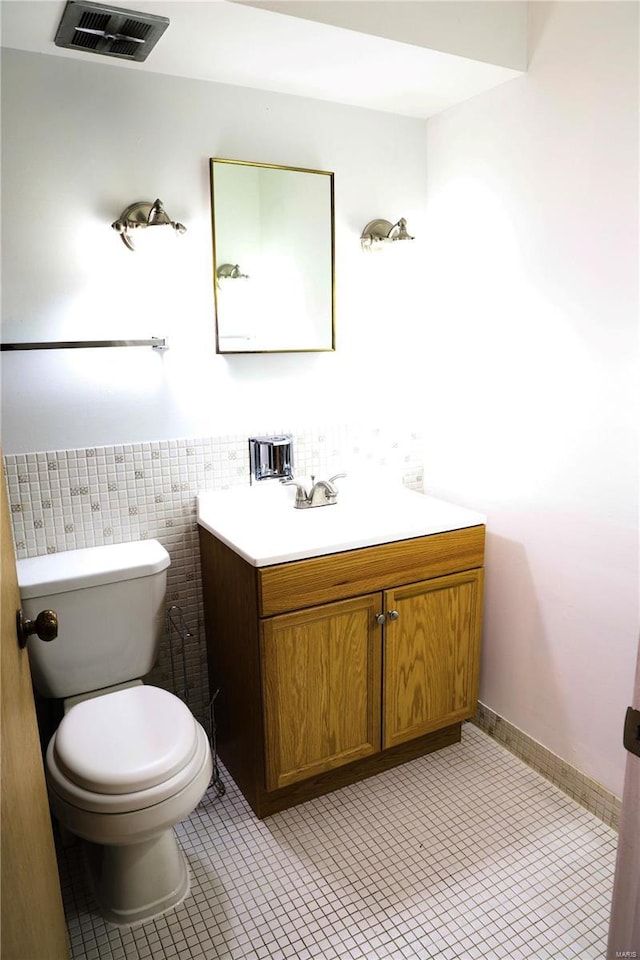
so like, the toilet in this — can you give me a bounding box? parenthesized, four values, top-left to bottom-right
(17, 540, 213, 927)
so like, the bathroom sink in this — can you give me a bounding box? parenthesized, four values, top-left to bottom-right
(197, 480, 485, 566)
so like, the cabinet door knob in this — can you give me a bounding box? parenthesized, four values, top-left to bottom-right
(375, 613, 386, 625)
(387, 609, 399, 621)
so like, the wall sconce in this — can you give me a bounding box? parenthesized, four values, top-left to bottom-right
(111, 199, 186, 251)
(216, 263, 249, 280)
(360, 217, 414, 251)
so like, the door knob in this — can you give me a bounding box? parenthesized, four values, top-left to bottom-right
(375, 613, 386, 625)
(623, 706, 640, 758)
(16, 609, 58, 649)
(387, 610, 399, 621)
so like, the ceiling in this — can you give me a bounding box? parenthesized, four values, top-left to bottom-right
(0, 0, 522, 119)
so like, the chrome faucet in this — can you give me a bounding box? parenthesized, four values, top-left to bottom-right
(282, 473, 347, 509)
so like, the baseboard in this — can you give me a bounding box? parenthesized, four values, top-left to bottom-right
(472, 702, 621, 830)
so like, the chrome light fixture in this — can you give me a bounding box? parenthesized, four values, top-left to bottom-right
(216, 263, 249, 280)
(360, 217, 414, 251)
(111, 199, 186, 251)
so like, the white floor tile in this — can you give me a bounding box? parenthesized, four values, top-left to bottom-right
(59, 725, 617, 959)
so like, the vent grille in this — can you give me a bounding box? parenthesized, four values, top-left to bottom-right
(78, 10, 110, 31)
(121, 17, 152, 39)
(54, 1, 169, 62)
(109, 39, 139, 57)
(71, 11, 108, 49)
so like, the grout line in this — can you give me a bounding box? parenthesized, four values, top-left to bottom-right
(58, 724, 617, 960)
(472, 702, 621, 830)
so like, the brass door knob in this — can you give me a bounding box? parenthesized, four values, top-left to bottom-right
(16, 609, 58, 649)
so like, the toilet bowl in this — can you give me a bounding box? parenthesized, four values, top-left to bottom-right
(17, 541, 213, 927)
(46, 685, 213, 925)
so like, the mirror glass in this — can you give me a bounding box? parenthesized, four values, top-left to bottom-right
(210, 159, 335, 353)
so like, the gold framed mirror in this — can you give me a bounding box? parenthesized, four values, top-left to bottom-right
(210, 158, 335, 354)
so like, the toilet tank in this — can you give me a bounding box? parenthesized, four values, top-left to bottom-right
(17, 540, 170, 699)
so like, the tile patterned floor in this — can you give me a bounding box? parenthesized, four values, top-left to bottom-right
(59, 725, 617, 960)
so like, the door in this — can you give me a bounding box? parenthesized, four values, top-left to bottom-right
(383, 569, 483, 750)
(607, 635, 640, 958)
(261, 594, 382, 791)
(0, 453, 68, 960)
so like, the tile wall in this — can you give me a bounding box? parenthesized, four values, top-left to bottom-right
(4, 424, 424, 729)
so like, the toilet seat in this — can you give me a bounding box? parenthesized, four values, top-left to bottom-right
(46, 686, 208, 815)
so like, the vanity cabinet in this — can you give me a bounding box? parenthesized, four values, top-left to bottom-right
(199, 523, 484, 818)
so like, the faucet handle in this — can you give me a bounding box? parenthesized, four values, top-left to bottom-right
(281, 479, 306, 490)
(281, 478, 309, 505)
(328, 473, 347, 484)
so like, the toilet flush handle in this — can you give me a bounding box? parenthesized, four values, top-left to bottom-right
(16, 608, 58, 649)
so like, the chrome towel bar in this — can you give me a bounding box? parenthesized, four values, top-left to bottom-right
(1, 337, 168, 351)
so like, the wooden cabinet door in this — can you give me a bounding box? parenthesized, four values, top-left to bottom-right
(383, 569, 483, 750)
(261, 594, 382, 791)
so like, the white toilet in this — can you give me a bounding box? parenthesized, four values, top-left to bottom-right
(17, 540, 213, 927)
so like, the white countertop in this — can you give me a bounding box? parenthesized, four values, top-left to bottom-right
(197, 480, 485, 567)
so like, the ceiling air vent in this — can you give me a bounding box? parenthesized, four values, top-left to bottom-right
(54, 1, 169, 62)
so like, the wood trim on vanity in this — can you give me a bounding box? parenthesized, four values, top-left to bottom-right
(199, 529, 266, 813)
(258, 525, 485, 616)
(253, 723, 462, 818)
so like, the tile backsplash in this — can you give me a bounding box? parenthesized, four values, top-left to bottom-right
(5, 424, 423, 727)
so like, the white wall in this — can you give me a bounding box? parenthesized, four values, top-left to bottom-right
(423, 1, 639, 798)
(0, 48, 428, 453)
(242, 1, 528, 70)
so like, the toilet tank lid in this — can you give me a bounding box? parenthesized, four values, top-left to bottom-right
(17, 540, 170, 598)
